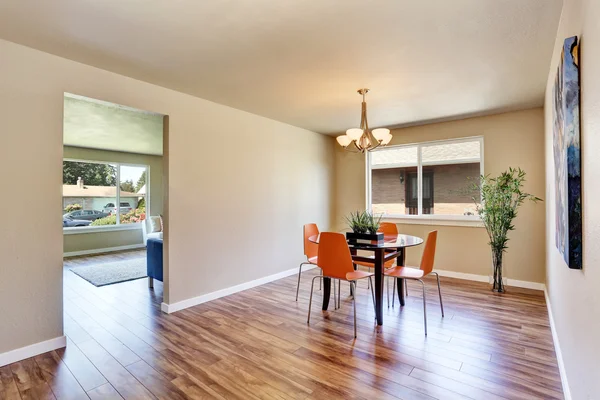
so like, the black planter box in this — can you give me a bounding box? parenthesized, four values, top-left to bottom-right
(346, 231, 384, 246)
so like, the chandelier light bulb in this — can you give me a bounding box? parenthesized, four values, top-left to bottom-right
(381, 132, 393, 145)
(336, 135, 352, 147)
(372, 128, 391, 142)
(346, 128, 364, 141)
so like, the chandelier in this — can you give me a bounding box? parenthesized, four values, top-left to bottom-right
(336, 88, 392, 153)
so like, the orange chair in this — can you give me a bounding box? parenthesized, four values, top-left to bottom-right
(307, 232, 375, 338)
(296, 223, 321, 301)
(385, 231, 443, 335)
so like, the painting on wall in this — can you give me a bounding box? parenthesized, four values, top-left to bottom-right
(552, 36, 582, 270)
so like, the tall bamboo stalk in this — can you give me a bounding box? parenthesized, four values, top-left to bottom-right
(474, 168, 541, 293)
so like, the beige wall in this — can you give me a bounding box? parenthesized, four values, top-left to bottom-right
(63, 146, 163, 254)
(335, 108, 546, 283)
(544, 0, 600, 397)
(0, 39, 334, 355)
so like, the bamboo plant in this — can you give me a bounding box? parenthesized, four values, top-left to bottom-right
(474, 168, 541, 293)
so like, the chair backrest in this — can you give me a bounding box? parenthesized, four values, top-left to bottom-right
(379, 222, 398, 236)
(420, 231, 438, 275)
(303, 223, 319, 259)
(317, 232, 354, 280)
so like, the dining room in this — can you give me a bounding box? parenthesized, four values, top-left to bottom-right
(3, 0, 598, 398)
(282, 107, 560, 399)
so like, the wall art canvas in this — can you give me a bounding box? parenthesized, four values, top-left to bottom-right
(552, 35, 582, 269)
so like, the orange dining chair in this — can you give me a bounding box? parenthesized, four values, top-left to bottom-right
(385, 231, 443, 336)
(296, 223, 321, 301)
(307, 232, 375, 338)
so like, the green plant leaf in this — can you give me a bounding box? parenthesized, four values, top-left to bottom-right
(473, 167, 542, 254)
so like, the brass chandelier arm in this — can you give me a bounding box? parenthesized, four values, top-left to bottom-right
(368, 133, 383, 151)
(358, 97, 383, 152)
(348, 142, 362, 153)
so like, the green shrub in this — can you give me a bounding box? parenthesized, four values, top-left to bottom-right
(91, 215, 117, 226)
(90, 207, 146, 226)
(64, 204, 82, 213)
(120, 207, 146, 224)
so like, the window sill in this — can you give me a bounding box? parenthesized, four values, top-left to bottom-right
(381, 215, 484, 228)
(63, 224, 143, 235)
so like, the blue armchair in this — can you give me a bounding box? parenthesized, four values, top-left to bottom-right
(147, 238, 163, 288)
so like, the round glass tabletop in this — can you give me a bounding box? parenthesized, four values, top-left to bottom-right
(308, 233, 423, 249)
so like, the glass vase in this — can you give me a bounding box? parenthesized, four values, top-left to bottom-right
(491, 249, 505, 293)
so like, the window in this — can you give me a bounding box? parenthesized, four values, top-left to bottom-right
(119, 165, 147, 225)
(367, 137, 482, 219)
(63, 160, 148, 230)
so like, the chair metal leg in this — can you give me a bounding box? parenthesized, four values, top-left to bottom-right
(319, 268, 322, 290)
(337, 279, 341, 309)
(307, 275, 321, 324)
(350, 281, 357, 338)
(387, 276, 390, 308)
(418, 279, 427, 336)
(405, 278, 408, 297)
(392, 278, 396, 307)
(296, 262, 308, 301)
(333, 279, 337, 309)
(148, 277, 154, 288)
(432, 272, 444, 317)
(368, 276, 376, 316)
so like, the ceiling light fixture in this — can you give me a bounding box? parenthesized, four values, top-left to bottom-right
(336, 88, 392, 153)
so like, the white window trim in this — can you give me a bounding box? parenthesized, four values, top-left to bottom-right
(366, 136, 484, 227)
(63, 224, 143, 235)
(63, 158, 150, 234)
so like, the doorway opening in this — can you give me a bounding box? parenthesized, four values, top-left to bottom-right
(62, 93, 167, 312)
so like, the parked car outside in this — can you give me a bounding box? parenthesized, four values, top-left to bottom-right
(63, 210, 109, 221)
(63, 217, 92, 227)
(103, 202, 133, 214)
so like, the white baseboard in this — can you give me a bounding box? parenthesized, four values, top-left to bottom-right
(506, 278, 545, 291)
(161, 266, 542, 313)
(0, 336, 66, 367)
(64, 243, 145, 258)
(544, 288, 572, 400)
(433, 269, 545, 291)
(161, 264, 318, 314)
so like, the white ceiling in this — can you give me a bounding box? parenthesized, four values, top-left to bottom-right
(0, 1, 562, 135)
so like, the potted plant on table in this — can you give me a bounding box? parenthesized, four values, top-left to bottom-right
(345, 210, 384, 245)
(474, 167, 541, 293)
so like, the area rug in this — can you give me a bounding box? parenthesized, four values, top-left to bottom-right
(70, 258, 147, 287)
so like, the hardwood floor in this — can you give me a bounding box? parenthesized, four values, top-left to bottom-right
(2, 251, 563, 399)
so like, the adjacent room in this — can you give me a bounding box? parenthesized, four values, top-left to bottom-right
(0, 0, 598, 399)
(62, 94, 166, 305)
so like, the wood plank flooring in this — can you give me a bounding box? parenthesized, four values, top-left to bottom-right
(2, 250, 563, 399)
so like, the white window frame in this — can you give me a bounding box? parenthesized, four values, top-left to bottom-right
(366, 136, 484, 227)
(63, 158, 150, 234)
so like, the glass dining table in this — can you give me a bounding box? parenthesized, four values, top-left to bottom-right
(308, 233, 424, 326)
